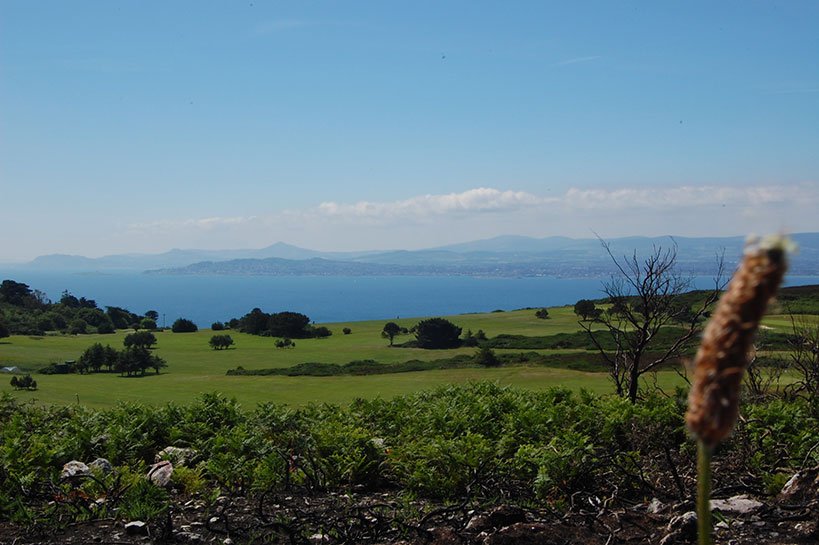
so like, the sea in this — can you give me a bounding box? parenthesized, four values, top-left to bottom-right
(3, 270, 819, 327)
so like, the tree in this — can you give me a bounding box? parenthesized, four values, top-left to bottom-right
(240, 308, 270, 335)
(475, 346, 500, 367)
(268, 312, 311, 338)
(342, 327, 352, 335)
(106, 306, 138, 329)
(415, 318, 462, 349)
(382, 322, 401, 346)
(535, 308, 550, 319)
(145, 310, 159, 321)
(0, 320, 9, 339)
(580, 240, 724, 403)
(117, 347, 166, 376)
(140, 318, 157, 330)
(573, 300, 598, 321)
(0, 280, 32, 306)
(784, 315, 819, 403)
(79, 343, 107, 373)
(124, 331, 157, 349)
(172, 318, 198, 333)
(209, 334, 235, 350)
(10, 374, 37, 390)
(310, 326, 333, 338)
(275, 338, 295, 349)
(97, 320, 116, 334)
(211, 322, 225, 331)
(68, 318, 88, 335)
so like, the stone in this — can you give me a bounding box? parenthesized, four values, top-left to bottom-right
(661, 511, 698, 544)
(466, 515, 491, 532)
(779, 466, 819, 503)
(709, 494, 764, 515)
(124, 521, 148, 535)
(308, 533, 330, 543)
(156, 446, 197, 466)
(483, 523, 562, 545)
(223, 539, 234, 545)
(147, 460, 173, 487)
(428, 527, 462, 545)
(646, 497, 665, 514)
(60, 460, 90, 480)
(88, 457, 113, 475)
(175, 531, 203, 543)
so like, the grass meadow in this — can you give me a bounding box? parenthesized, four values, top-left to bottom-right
(1, 306, 809, 408)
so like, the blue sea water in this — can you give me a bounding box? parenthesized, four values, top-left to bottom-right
(2, 270, 819, 327)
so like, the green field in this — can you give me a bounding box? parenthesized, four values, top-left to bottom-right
(1, 306, 808, 408)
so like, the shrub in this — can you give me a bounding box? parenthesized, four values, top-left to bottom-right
(415, 318, 462, 349)
(535, 308, 550, 319)
(342, 327, 352, 335)
(211, 321, 225, 331)
(171, 318, 198, 333)
(209, 334, 235, 350)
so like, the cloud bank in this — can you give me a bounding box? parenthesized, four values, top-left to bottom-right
(121, 183, 817, 253)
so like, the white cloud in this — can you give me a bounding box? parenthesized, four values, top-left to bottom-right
(555, 55, 602, 67)
(315, 188, 549, 220)
(130, 216, 257, 232)
(562, 184, 806, 210)
(117, 183, 818, 253)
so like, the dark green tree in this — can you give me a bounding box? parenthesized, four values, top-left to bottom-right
(140, 318, 157, 330)
(0, 320, 9, 339)
(382, 322, 401, 346)
(68, 318, 88, 335)
(573, 299, 598, 321)
(171, 318, 198, 333)
(79, 343, 107, 373)
(209, 334, 235, 350)
(0, 280, 32, 306)
(535, 308, 550, 319)
(145, 310, 159, 321)
(268, 312, 311, 338)
(239, 308, 270, 335)
(124, 331, 157, 349)
(106, 306, 138, 329)
(475, 346, 501, 367)
(415, 318, 462, 349)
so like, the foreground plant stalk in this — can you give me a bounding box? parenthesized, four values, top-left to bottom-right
(685, 235, 791, 545)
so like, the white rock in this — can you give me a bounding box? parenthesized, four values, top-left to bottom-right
(61, 461, 90, 479)
(647, 497, 665, 514)
(88, 457, 113, 475)
(147, 460, 173, 487)
(710, 494, 763, 515)
(124, 521, 148, 535)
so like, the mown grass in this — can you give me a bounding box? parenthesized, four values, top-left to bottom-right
(0, 306, 808, 408)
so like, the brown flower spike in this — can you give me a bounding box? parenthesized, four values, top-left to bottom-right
(686, 235, 791, 447)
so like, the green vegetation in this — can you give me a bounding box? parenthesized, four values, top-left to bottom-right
(209, 334, 234, 350)
(171, 318, 198, 333)
(1, 384, 816, 532)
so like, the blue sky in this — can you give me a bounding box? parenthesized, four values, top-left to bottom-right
(1, 1, 818, 260)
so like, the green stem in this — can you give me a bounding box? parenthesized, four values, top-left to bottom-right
(697, 440, 713, 545)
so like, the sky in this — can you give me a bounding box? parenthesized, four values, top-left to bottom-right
(1, 1, 818, 261)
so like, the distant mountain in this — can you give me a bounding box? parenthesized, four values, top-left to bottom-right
(24, 242, 372, 271)
(24, 233, 819, 277)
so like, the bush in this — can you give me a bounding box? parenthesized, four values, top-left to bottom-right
(124, 331, 157, 349)
(209, 334, 235, 350)
(415, 318, 462, 349)
(275, 338, 295, 349)
(342, 327, 352, 335)
(310, 326, 332, 338)
(171, 318, 198, 333)
(475, 346, 500, 367)
(211, 321, 225, 331)
(535, 308, 550, 319)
